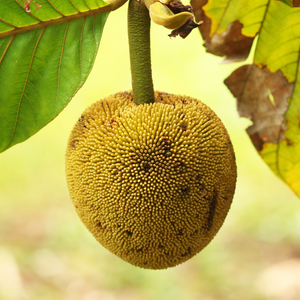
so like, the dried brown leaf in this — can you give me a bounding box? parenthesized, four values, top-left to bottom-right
(168, 16, 201, 38)
(166, 1, 202, 38)
(190, 0, 254, 62)
(224, 64, 294, 150)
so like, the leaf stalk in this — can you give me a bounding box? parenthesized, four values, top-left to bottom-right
(128, 0, 155, 105)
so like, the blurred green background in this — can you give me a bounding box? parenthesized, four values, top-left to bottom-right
(1, 4, 300, 300)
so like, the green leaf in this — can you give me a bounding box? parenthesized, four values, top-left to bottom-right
(191, 0, 300, 197)
(0, 0, 124, 153)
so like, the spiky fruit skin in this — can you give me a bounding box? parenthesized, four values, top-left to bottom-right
(66, 91, 236, 269)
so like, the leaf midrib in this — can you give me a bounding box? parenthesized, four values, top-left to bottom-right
(0, 5, 113, 38)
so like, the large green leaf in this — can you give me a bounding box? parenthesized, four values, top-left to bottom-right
(0, 0, 122, 153)
(191, 0, 300, 197)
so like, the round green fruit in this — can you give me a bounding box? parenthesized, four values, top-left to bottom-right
(65, 91, 237, 269)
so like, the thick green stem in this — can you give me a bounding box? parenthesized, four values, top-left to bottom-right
(128, 0, 155, 105)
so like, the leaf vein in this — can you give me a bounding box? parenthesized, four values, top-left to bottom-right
(238, 4, 268, 21)
(215, 1, 231, 35)
(7, 28, 45, 149)
(0, 5, 114, 38)
(14, 0, 43, 22)
(47, 0, 65, 17)
(83, 0, 92, 10)
(55, 22, 69, 115)
(243, 20, 266, 30)
(69, 0, 80, 13)
(276, 35, 300, 181)
(0, 36, 14, 65)
(256, 0, 271, 37)
(268, 50, 299, 68)
(267, 36, 300, 55)
(279, 21, 300, 35)
(23, 93, 37, 125)
(27, 81, 46, 108)
(0, 17, 17, 29)
(78, 17, 85, 88)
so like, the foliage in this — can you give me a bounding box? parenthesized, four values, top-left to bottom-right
(0, 0, 110, 152)
(191, 0, 300, 197)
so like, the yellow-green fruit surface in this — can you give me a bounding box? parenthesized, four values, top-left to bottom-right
(66, 91, 237, 269)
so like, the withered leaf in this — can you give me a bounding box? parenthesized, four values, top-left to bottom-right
(167, 2, 194, 14)
(169, 17, 201, 38)
(190, 0, 254, 62)
(224, 64, 294, 151)
(194, 0, 300, 197)
(167, 1, 202, 38)
(190, 0, 210, 41)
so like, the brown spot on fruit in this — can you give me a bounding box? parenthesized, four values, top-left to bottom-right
(181, 247, 191, 257)
(181, 186, 190, 195)
(142, 162, 151, 172)
(97, 221, 103, 228)
(71, 140, 78, 148)
(125, 230, 133, 236)
(179, 124, 187, 131)
(164, 151, 172, 157)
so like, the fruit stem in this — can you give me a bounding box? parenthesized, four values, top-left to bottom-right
(128, 0, 155, 105)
